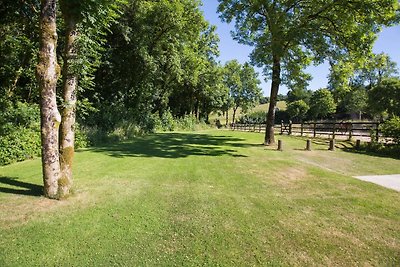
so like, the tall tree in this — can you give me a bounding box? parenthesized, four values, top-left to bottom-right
(309, 89, 336, 120)
(218, 0, 399, 145)
(224, 60, 261, 123)
(36, 0, 61, 199)
(58, 0, 125, 198)
(355, 53, 399, 88)
(368, 78, 400, 118)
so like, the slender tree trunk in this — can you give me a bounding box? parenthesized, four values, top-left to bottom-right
(225, 110, 229, 126)
(59, 16, 78, 198)
(264, 55, 281, 145)
(232, 107, 237, 124)
(36, 0, 61, 199)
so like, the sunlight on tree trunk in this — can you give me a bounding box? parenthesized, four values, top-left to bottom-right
(264, 56, 281, 145)
(59, 17, 78, 198)
(36, 0, 61, 199)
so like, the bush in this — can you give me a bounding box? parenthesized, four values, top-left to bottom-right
(380, 116, 400, 144)
(0, 127, 41, 165)
(0, 102, 41, 165)
(238, 111, 266, 124)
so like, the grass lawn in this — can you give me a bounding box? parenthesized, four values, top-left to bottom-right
(1, 130, 399, 266)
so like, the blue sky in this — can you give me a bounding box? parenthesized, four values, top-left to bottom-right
(200, 1, 400, 96)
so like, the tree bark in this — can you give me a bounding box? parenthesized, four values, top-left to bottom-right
(232, 107, 238, 124)
(59, 16, 78, 198)
(264, 55, 281, 145)
(36, 0, 61, 199)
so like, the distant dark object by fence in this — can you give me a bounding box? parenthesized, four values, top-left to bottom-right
(230, 121, 381, 142)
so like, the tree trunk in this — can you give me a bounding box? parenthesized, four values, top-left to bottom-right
(225, 110, 229, 126)
(59, 16, 78, 198)
(264, 55, 281, 145)
(232, 107, 238, 124)
(36, 0, 61, 199)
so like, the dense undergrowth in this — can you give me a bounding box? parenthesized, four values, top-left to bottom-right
(0, 103, 211, 165)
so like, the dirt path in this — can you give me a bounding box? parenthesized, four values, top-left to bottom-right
(353, 174, 400, 192)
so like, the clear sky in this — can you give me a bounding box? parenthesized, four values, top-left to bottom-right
(200, 1, 400, 96)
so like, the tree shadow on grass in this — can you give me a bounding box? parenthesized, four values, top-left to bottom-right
(0, 176, 43, 196)
(88, 132, 255, 158)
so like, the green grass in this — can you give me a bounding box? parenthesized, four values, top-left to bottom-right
(1, 130, 400, 266)
(209, 101, 287, 124)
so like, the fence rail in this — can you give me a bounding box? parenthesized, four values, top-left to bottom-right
(231, 121, 381, 142)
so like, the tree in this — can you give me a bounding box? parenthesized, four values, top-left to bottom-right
(309, 89, 336, 120)
(356, 53, 399, 88)
(342, 87, 368, 120)
(36, 0, 61, 199)
(218, 0, 399, 144)
(368, 78, 400, 118)
(0, 0, 40, 105)
(57, 0, 125, 198)
(286, 100, 309, 122)
(286, 88, 312, 105)
(224, 60, 261, 123)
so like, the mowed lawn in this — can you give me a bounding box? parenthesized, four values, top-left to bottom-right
(1, 130, 399, 266)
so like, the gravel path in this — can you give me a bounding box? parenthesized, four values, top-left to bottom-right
(354, 174, 400, 192)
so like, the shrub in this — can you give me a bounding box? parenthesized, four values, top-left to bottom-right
(0, 127, 41, 165)
(238, 111, 266, 124)
(0, 102, 41, 165)
(380, 116, 400, 144)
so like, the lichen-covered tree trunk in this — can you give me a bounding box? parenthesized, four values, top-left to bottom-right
(36, 0, 61, 199)
(59, 17, 78, 198)
(264, 56, 281, 145)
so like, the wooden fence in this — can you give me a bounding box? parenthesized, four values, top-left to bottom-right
(231, 121, 381, 142)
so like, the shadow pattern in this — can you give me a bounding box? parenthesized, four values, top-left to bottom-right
(0, 176, 43, 196)
(88, 133, 255, 158)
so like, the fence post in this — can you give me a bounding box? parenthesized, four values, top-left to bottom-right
(259, 123, 261, 132)
(280, 120, 284, 135)
(306, 139, 311, 151)
(332, 122, 336, 140)
(278, 140, 283, 151)
(375, 123, 379, 142)
(313, 123, 316, 138)
(301, 123, 304, 136)
(289, 120, 292, 135)
(329, 139, 335, 151)
(356, 139, 361, 150)
(253, 124, 256, 132)
(349, 123, 353, 140)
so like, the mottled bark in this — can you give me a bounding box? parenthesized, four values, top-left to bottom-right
(59, 16, 78, 198)
(264, 55, 281, 145)
(36, 0, 61, 199)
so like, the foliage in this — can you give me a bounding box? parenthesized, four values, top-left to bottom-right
(380, 116, 400, 144)
(368, 78, 400, 117)
(286, 88, 312, 105)
(238, 111, 266, 124)
(0, 102, 41, 165)
(218, 0, 399, 143)
(286, 100, 310, 122)
(341, 87, 368, 118)
(89, 0, 222, 130)
(223, 60, 262, 123)
(354, 53, 399, 88)
(309, 89, 336, 119)
(0, 1, 40, 104)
